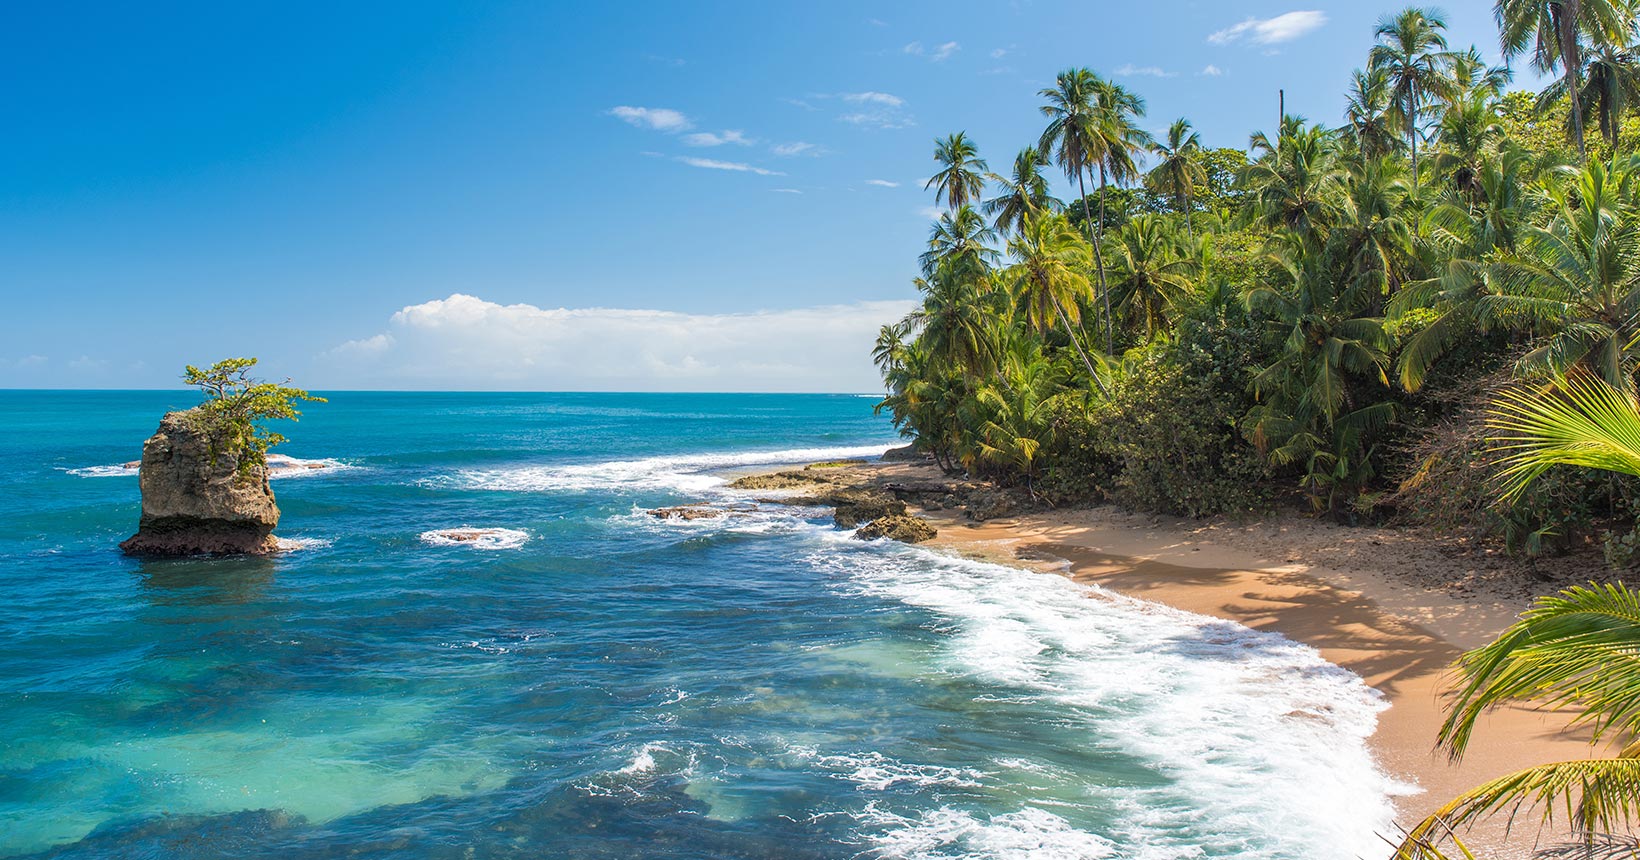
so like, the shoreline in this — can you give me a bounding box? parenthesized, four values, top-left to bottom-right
(733, 456, 1607, 856)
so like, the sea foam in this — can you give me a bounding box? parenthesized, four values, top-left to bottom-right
(66, 453, 356, 480)
(812, 534, 1412, 859)
(433, 444, 894, 495)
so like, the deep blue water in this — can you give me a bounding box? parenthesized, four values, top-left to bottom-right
(0, 392, 1402, 859)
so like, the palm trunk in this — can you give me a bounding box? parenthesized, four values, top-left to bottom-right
(1408, 92, 1419, 193)
(1183, 187, 1195, 241)
(1094, 164, 1114, 353)
(1560, 4, 1588, 160)
(1047, 291, 1102, 389)
(1074, 168, 1111, 356)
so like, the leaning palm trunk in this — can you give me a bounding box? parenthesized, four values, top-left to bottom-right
(1047, 290, 1101, 385)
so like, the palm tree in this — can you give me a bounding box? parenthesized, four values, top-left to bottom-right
(1001, 213, 1101, 379)
(1538, 6, 1640, 150)
(1039, 68, 1116, 351)
(1344, 67, 1403, 160)
(1145, 119, 1206, 239)
(1369, 7, 1454, 191)
(1109, 215, 1198, 338)
(909, 267, 1003, 378)
(1329, 155, 1415, 304)
(1483, 155, 1640, 393)
(1242, 120, 1347, 249)
(1244, 244, 1396, 509)
(1430, 92, 1506, 200)
(926, 132, 989, 210)
(1089, 78, 1154, 350)
(1445, 44, 1515, 103)
(1495, 0, 1626, 158)
(983, 147, 1062, 236)
(919, 204, 1000, 278)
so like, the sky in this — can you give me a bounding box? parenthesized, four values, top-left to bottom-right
(0, 0, 1535, 392)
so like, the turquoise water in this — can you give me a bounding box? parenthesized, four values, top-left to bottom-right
(0, 392, 1405, 859)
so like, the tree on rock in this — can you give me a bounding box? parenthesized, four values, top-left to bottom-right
(120, 359, 325, 557)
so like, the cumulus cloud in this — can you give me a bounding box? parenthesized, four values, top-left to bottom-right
(1115, 63, 1175, 78)
(607, 105, 693, 132)
(1200, 64, 1225, 76)
(1208, 11, 1327, 45)
(683, 129, 752, 147)
(323, 294, 914, 392)
(903, 40, 960, 61)
(676, 156, 785, 176)
(865, 179, 900, 187)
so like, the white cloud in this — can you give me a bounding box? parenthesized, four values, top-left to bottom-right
(607, 105, 693, 132)
(837, 92, 913, 129)
(1208, 11, 1327, 46)
(324, 294, 915, 392)
(918, 206, 943, 220)
(771, 141, 822, 157)
(865, 179, 900, 187)
(676, 156, 785, 176)
(781, 97, 819, 111)
(683, 129, 753, 147)
(1200, 64, 1224, 76)
(842, 91, 905, 107)
(1115, 63, 1175, 78)
(903, 41, 960, 62)
(990, 47, 1011, 59)
(772, 188, 803, 194)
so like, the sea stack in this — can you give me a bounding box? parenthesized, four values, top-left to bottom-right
(119, 408, 281, 556)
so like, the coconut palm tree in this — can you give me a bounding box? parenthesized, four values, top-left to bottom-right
(919, 204, 1000, 278)
(909, 267, 1003, 378)
(1002, 213, 1101, 379)
(1483, 155, 1640, 393)
(1039, 68, 1117, 351)
(1145, 119, 1207, 239)
(1430, 92, 1506, 200)
(926, 132, 989, 210)
(1369, 7, 1454, 191)
(1109, 215, 1198, 338)
(1345, 67, 1404, 160)
(1244, 243, 1396, 510)
(1538, 6, 1640, 150)
(1495, 0, 1627, 158)
(1242, 120, 1347, 250)
(1445, 44, 1516, 104)
(1088, 77, 1154, 350)
(983, 147, 1063, 237)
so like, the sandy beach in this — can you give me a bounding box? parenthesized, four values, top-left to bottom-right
(808, 460, 1617, 857)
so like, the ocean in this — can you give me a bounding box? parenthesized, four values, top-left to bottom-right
(0, 391, 1404, 859)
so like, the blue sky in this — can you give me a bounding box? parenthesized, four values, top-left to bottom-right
(1, 1, 1527, 391)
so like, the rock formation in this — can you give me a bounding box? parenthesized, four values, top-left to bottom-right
(854, 514, 937, 543)
(119, 409, 281, 556)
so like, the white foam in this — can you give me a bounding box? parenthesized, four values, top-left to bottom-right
(806, 750, 989, 791)
(418, 527, 530, 551)
(816, 537, 1413, 859)
(859, 804, 1116, 860)
(66, 453, 357, 480)
(428, 444, 893, 495)
(273, 536, 333, 552)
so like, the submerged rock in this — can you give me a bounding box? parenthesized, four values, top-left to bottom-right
(648, 505, 725, 521)
(854, 514, 937, 543)
(119, 409, 281, 556)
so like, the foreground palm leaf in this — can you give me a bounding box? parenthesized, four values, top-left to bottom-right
(1488, 375, 1640, 503)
